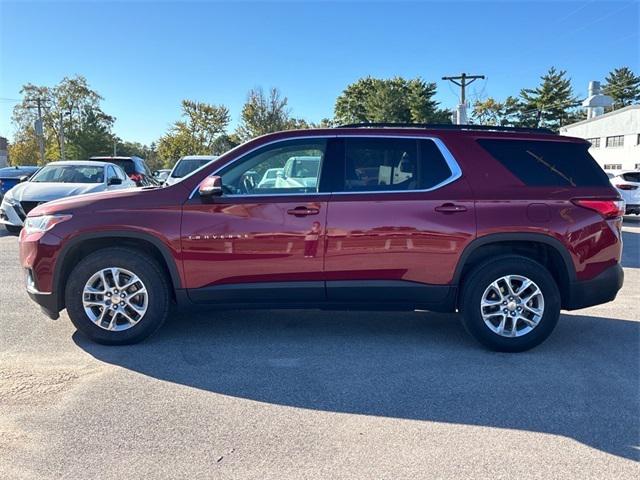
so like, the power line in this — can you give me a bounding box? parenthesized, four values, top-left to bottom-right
(442, 72, 486, 105)
(442, 72, 485, 124)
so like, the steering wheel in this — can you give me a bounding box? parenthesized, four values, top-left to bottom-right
(241, 175, 255, 193)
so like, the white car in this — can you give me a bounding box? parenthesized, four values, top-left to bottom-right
(0, 160, 135, 233)
(281, 156, 320, 188)
(164, 155, 218, 186)
(257, 168, 284, 188)
(609, 171, 640, 215)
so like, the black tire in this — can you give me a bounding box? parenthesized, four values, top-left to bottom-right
(65, 247, 170, 345)
(5, 224, 21, 235)
(460, 255, 560, 352)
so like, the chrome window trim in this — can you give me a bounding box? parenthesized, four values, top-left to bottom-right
(189, 134, 463, 199)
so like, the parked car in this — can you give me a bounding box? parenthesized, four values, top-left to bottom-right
(164, 155, 218, 186)
(608, 170, 640, 215)
(19, 124, 624, 351)
(0, 166, 39, 201)
(2, 160, 134, 233)
(89, 156, 158, 186)
(257, 167, 284, 188)
(153, 169, 171, 183)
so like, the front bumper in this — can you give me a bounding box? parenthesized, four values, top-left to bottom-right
(27, 287, 60, 319)
(0, 201, 24, 227)
(20, 229, 65, 319)
(564, 263, 624, 310)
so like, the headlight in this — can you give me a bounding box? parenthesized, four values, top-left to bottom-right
(2, 192, 17, 206)
(23, 214, 72, 234)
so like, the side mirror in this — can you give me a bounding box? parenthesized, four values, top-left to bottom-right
(19, 175, 29, 183)
(108, 177, 123, 186)
(198, 175, 223, 198)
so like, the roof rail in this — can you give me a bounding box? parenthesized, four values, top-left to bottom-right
(335, 122, 556, 135)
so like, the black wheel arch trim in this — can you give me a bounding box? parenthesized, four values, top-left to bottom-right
(53, 230, 182, 307)
(453, 232, 576, 284)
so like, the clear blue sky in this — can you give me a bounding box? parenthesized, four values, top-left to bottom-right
(1, 0, 638, 145)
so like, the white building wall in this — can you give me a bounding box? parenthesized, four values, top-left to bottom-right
(560, 105, 640, 172)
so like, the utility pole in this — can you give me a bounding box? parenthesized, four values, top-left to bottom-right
(24, 98, 48, 164)
(442, 72, 485, 124)
(34, 98, 46, 163)
(59, 112, 65, 161)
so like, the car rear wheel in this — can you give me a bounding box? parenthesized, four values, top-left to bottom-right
(460, 256, 560, 352)
(65, 247, 170, 344)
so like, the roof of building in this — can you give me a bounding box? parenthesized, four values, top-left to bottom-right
(561, 104, 640, 130)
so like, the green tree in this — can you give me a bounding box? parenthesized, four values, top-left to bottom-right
(7, 129, 39, 166)
(471, 98, 504, 125)
(603, 67, 640, 110)
(334, 76, 451, 125)
(11, 75, 115, 162)
(157, 99, 231, 164)
(471, 96, 523, 126)
(236, 87, 293, 141)
(519, 67, 581, 130)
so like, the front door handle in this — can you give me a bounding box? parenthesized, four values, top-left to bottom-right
(435, 203, 468, 213)
(287, 206, 320, 217)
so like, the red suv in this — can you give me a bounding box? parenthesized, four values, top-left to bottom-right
(19, 124, 624, 351)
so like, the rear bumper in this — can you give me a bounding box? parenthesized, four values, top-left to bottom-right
(624, 204, 640, 214)
(564, 263, 624, 310)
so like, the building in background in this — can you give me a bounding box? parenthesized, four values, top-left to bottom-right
(0, 137, 8, 168)
(561, 105, 640, 172)
(560, 82, 639, 172)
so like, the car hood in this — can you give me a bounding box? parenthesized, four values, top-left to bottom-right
(8, 181, 106, 202)
(28, 185, 163, 217)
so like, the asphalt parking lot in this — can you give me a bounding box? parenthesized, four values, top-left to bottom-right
(1, 221, 638, 479)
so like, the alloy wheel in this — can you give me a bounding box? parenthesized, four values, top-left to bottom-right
(480, 274, 545, 338)
(82, 267, 148, 331)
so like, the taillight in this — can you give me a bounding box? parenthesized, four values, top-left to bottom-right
(615, 184, 638, 190)
(572, 199, 625, 219)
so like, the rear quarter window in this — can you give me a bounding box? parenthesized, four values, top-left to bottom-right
(477, 139, 610, 187)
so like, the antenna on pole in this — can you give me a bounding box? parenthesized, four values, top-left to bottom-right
(25, 98, 48, 164)
(442, 72, 485, 124)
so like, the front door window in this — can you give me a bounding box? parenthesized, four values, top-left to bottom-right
(220, 139, 326, 195)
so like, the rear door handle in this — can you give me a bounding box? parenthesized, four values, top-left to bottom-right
(287, 206, 320, 217)
(435, 203, 468, 213)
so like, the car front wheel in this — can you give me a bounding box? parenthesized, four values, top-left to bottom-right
(65, 247, 170, 344)
(460, 256, 561, 352)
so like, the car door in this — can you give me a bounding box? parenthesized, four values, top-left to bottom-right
(324, 136, 476, 305)
(105, 166, 118, 190)
(114, 165, 131, 189)
(181, 137, 333, 304)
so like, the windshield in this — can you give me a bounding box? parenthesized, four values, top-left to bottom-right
(171, 158, 213, 178)
(108, 159, 135, 175)
(31, 165, 104, 184)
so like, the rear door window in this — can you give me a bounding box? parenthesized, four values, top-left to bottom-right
(477, 139, 610, 187)
(343, 138, 453, 192)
